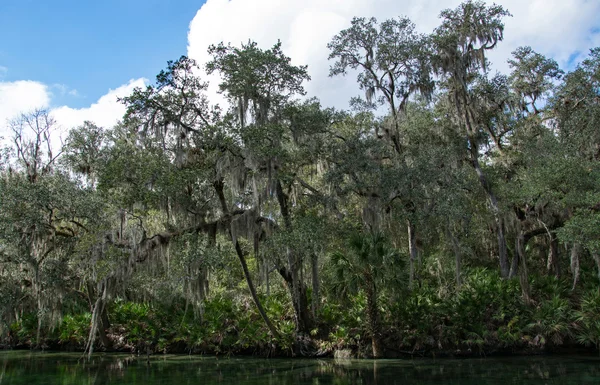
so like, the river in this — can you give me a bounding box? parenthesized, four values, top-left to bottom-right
(0, 352, 598, 384)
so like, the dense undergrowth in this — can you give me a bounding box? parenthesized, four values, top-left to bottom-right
(4, 269, 599, 357)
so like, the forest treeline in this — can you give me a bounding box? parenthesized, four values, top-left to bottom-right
(1, 1, 599, 358)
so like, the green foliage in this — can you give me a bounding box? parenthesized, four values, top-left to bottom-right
(527, 295, 572, 346)
(58, 313, 92, 345)
(10, 314, 38, 343)
(394, 269, 529, 351)
(573, 289, 600, 349)
(2, 1, 600, 358)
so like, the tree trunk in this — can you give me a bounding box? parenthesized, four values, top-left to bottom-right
(593, 253, 600, 285)
(515, 230, 532, 304)
(446, 225, 462, 288)
(468, 137, 509, 278)
(571, 243, 581, 290)
(311, 253, 319, 318)
(97, 305, 112, 349)
(275, 180, 314, 334)
(365, 274, 383, 358)
(234, 240, 280, 339)
(87, 281, 112, 349)
(279, 263, 313, 334)
(36, 296, 43, 349)
(407, 220, 418, 289)
(547, 235, 561, 277)
(213, 179, 279, 339)
(509, 240, 519, 279)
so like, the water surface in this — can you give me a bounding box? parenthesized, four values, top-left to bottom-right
(0, 351, 598, 384)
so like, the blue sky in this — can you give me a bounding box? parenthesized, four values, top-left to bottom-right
(0, 0, 203, 108)
(1, 0, 599, 135)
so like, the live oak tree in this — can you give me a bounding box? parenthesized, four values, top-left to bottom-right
(0, 110, 102, 346)
(207, 40, 333, 338)
(328, 16, 434, 287)
(552, 48, 600, 288)
(432, 0, 513, 278)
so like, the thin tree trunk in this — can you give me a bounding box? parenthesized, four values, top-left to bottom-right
(547, 235, 561, 277)
(85, 297, 103, 358)
(467, 135, 509, 278)
(213, 179, 280, 339)
(36, 296, 43, 349)
(311, 253, 319, 318)
(33, 262, 44, 349)
(275, 180, 314, 334)
(407, 219, 418, 289)
(365, 274, 383, 358)
(509, 235, 519, 279)
(446, 225, 462, 288)
(571, 243, 581, 290)
(87, 281, 111, 349)
(593, 253, 600, 285)
(84, 280, 110, 359)
(234, 240, 280, 339)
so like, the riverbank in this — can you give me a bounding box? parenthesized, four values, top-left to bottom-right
(3, 329, 598, 358)
(3, 272, 598, 359)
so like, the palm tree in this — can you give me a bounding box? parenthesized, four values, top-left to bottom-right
(331, 231, 404, 358)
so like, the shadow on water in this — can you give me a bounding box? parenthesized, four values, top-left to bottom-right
(0, 352, 599, 384)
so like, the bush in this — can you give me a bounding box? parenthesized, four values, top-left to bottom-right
(573, 288, 600, 350)
(58, 313, 91, 345)
(526, 295, 572, 346)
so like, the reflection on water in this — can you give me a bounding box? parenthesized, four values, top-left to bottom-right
(0, 351, 598, 385)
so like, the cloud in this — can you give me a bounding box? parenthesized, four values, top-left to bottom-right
(0, 80, 51, 137)
(187, 0, 600, 110)
(51, 83, 80, 98)
(51, 78, 147, 132)
(0, 78, 146, 144)
(0, 66, 7, 78)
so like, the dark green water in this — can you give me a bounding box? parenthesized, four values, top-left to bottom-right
(0, 352, 598, 384)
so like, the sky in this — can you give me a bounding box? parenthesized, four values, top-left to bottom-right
(1, 0, 599, 139)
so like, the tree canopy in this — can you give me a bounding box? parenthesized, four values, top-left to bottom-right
(1, 0, 600, 357)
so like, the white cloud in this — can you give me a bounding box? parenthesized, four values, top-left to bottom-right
(51, 78, 147, 132)
(0, 80, 51, 137)
(51, 83, 80, 98)
(187, 0, 600, 110)
(0, 78, 146, 144)
(0, 66, 7, 78)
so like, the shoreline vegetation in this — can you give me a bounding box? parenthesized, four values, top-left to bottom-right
(1, 1, 600, 360)
(2, 271, 600, 358)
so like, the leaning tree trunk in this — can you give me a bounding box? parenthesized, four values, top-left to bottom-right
(233, 239, 280, 339)
(84, 278, 113, 358)
(86, 281, 112, 349)
(214, 179, 280, 339)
